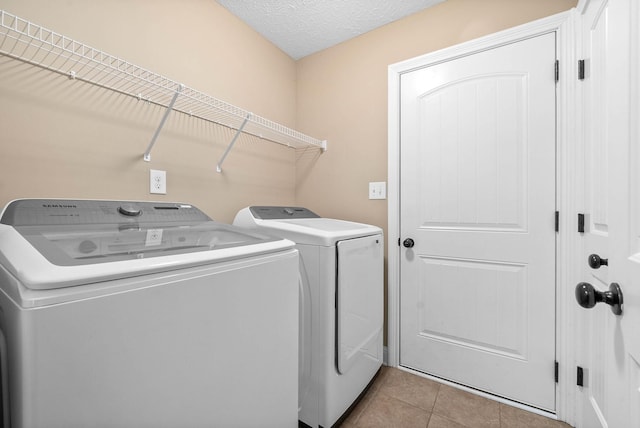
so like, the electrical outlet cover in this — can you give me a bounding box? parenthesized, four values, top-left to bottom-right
(150, 169, 167, 194)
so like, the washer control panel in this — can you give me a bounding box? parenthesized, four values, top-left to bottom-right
(0, 199, 210, 226)
(0, 199, 277, 266)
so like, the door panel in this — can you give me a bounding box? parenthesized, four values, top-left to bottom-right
(400, 32, 557, 411)
(418, 257, 527, 358)
(419, 74, 527, 231)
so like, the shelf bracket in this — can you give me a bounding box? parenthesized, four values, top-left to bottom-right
(216, 113, 252, 173)
(143, 83, 185, 162)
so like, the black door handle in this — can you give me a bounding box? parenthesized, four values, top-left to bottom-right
(588, 254, 608, 269)
(403, 238, 415, 248)
(575, 282, 623, 315)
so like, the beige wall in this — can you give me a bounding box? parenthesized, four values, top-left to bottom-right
(0, 0, 298, 222)
(295, 0, 577, 343)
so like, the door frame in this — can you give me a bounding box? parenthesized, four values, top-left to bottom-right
(387, 10, 579, 424)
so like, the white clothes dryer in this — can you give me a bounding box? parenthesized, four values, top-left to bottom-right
(234, 206, 384, 428)
(0, 199, 299, 428)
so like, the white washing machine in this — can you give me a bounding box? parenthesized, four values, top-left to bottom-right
(234, 206, 383, 428)
(0, 199, 299, 428)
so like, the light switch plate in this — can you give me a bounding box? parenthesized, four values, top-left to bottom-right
(369, 182, 386, 200)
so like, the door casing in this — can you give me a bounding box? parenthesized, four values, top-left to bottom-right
(387, 10, 580, 425)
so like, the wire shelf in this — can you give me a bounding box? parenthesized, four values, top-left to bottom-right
(0, 10, 327, 170)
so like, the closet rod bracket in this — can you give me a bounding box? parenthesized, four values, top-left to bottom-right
(143, 83, 185, 162)
(216, 113, 252, 173)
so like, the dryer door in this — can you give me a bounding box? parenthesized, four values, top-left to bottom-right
(336, 234, 384, 374)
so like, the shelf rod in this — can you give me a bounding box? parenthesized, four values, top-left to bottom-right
(216, 113, 252, 173)
(143, 83, 184, 162)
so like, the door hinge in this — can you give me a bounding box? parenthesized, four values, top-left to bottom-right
(578, 59, 585, 80)
(555, 211, 559, 232)
(578, 213, 585, 233)
(555, 361, 559, 383)
(577, 366, 584, 387)
(555, 60, 559, 82)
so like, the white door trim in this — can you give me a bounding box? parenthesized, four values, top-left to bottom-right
(387, 10, 578, 424)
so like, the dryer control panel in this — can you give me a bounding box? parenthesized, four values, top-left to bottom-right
(249, 206, 320, 220)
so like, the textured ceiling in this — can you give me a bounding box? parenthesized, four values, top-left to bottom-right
(215, 0, 446, 60)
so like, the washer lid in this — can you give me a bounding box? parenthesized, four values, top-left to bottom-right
(0, 199, 293, 289)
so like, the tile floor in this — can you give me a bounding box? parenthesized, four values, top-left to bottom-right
(339, 367, 573, 428)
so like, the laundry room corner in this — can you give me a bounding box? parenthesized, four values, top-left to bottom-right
(0, 0, 302, 223)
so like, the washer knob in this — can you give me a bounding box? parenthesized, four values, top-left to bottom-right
(118, 204, 142, 217)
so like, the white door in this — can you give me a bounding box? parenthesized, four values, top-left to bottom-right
(575, 0, 640, 426)
(399, 33, 557, 411)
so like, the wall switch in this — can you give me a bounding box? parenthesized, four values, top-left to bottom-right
(369, 182, 386, 200)
(150, 169, 166, 194)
